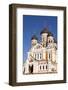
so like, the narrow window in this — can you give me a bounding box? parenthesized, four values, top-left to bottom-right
(36, 54, 38, 60)
(40, 53, 42, 59)
(36, 54, 39, 59)
(49, 53, 50, 59)
(37, 54, 39, 59)
(46, 65, 47, 69)
(51, 40, 52, 43)
(40, 66, 41, 70)
(46, 42, 48, 46)
(43, 66, 44, 70)
(49, 40, 50, 43)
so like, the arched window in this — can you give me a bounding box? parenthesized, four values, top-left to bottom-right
(49, 40, 50, 43)
(40, 53, 42, 59)
(40, 66, 41, 70)
(49, 53, 50, 59)
(46, 65, 48, 70)
(23, 68, 25, 74)
(29, 65, 33, 74)
(43, 66, 44, 70)
(51, 40, 52, 43)
(38, 54, 39, 59)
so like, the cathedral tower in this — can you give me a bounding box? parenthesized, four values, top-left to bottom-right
(31, 35, 38, 47)
(47, 32, 54, 47)
(40, 28, 48, 47)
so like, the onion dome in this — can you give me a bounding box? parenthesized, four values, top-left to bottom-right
(31, 35, 38, 40)
(47, 32, 53, 37)
(40, 27, 49, 35)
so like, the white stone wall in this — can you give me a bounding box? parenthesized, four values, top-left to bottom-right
(24, 34, 57, 74)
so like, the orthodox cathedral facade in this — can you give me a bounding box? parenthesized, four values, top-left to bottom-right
(23, 28, 57, 74)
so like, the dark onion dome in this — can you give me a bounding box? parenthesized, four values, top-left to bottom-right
(31, 35, 38, 40)
(47, 31, 53, 37)
(40, 27, 49, 35)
